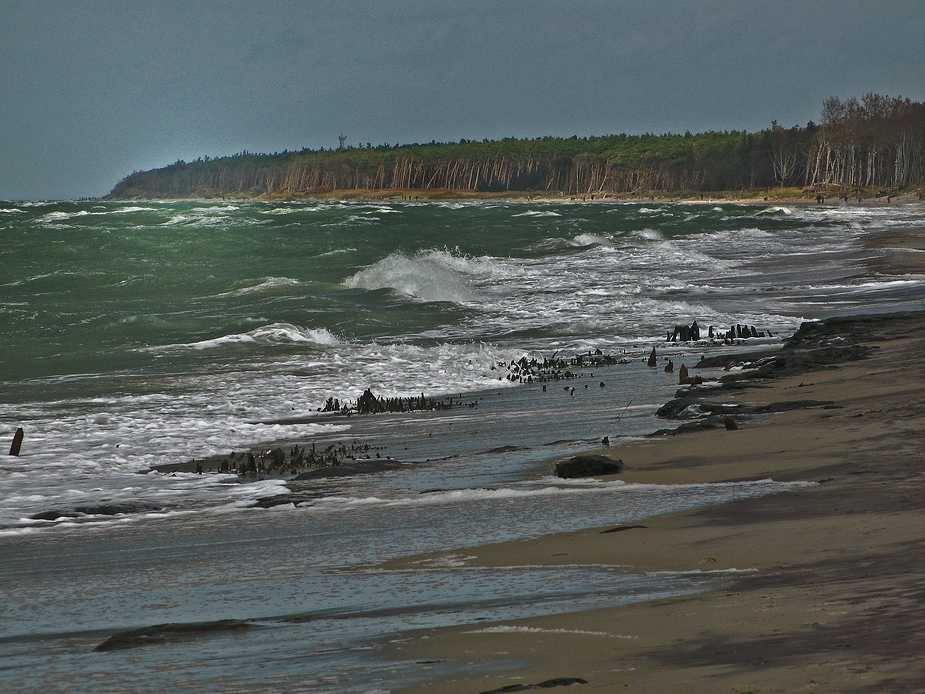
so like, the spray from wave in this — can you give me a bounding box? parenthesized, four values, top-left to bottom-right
(344, 249, 494, 303)
(145, 323, 342, 352)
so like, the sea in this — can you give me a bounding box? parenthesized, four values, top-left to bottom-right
(1, 198, 922, 692)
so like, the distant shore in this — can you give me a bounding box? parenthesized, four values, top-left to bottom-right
(106, 185, 925, 207)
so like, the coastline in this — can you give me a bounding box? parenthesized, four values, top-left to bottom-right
(382, 310, 925, 693)
(107, 188, 925, 207)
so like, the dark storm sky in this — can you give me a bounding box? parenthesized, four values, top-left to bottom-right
(2, 0, 923, 199)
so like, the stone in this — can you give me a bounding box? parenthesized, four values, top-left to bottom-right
(555, 455, 624, 478)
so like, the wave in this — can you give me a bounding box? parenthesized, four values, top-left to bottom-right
(38, 210, 90, 223)
(214, 277, 301, 297)
(160, 207, 245, 227)
(314, 248, 357, 258)
(512, 210, 561, 218)
(631, 228, 664, 241)
(757, 206, 792, 216)
(35, 207, 158, 224)
(301, 478, 809, 511)
(94, 206, 158, 215)
(344, 249, 494, 303)
(570, 232, 613, 247)
(146, 323, 341, 352)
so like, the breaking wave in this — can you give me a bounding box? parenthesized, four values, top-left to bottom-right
(146, 323, 341, 352)
(343, 249, 495, 303)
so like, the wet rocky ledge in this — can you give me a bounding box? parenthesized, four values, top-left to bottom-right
(646, 312, 913, 436)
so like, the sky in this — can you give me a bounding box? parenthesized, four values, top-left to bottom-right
(2, 0, 924, 200)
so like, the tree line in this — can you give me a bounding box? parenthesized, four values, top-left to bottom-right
(109, 94, 925, 199)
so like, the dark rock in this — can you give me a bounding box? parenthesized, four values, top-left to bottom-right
(723, 415, 738, 430)
(555, 455, 624, 478)
(655, 397, 702, 418)
(782, 313, 922, 349)
(647, 347, 657, 367)
(648, 415, 730, 436)
(291, 458, 408, 480)
(695, 350, 779, 369)
(656, 398, 743, 419)
(94, 619, 251, 652)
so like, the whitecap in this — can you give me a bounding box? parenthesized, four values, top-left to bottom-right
(314, 248, 357, 258)
(144, 323, 341, 352)
(343, 249, 492, 303)
(215, 277, 301, 297)
(570, 233, 613, 247)
(512, 210, 561, 218)
(38, 210, 90, 223)
(631, 228, 664, 241)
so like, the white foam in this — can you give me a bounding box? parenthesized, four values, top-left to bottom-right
(343, 250, 493, 303)
(301, 478, 810, 512)
(571, 233, 613, 246)
(146, 323, 341, 351)
(314, 248, 357, 257)
(38, 210, 90, 223)
(214, 277, 302, 297)
(631, 228, 664, 241)
(512, 210, 561, 218)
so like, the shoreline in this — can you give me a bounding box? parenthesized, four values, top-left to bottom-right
(382, 310, 925, 693)
(104, 188, 925, 207)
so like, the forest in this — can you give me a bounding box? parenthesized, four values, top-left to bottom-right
(108, 94, 925, 199)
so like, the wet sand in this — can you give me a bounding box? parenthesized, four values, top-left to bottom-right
(385, 309, 925, 693)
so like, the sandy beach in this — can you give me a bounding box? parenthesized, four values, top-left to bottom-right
(382, 305, 925, 693)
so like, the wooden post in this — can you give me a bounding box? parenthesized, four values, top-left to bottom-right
(9, 427, 24, 456)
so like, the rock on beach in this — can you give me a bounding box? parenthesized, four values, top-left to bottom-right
(554, 455, 625, 478)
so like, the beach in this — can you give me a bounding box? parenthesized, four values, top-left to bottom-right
(386, 310, 925, 693)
